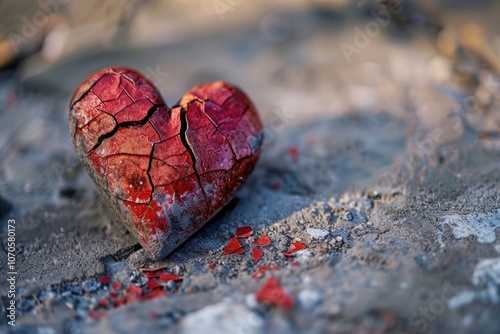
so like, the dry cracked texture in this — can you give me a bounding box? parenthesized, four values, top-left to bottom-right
(69, 67, 263, 259)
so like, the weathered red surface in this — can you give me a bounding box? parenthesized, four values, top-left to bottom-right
(255, 276, 294, 309)
(69, 67, 263, 260)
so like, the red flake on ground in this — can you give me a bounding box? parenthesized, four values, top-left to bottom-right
(291, 261, 298, 267)
(283, 252, 295, 257)
(287, 146, 299, 163)
(98, 276, 111, 284)
(209, 262, 216, 270)
(271, 264, 279, 271)
(223, 237, 242, 255)
(113, 297, 125, 307)
(234, 248, 244, 255)
(254, 235, 271, 246)
(159, 272, 182, 282)
(272, 181, 281, 190)
(97, 298, 109, 308)
(145, 271, 160, 279)
(255, 276, 294, 309)
(259, 265, 270, 272)
(88, 310, 107, 319)
(143, 289, 169, 300)
(109, 291, 119, 298)
(111, 281, 122, 291)
(128, 284, 143, 296)
(251, 271, 264, 279)
(236, 226, 253, 238)
(146, 279, 162, 289)
(252, 248, 264, 262)
(287, 241, 306, 253)
(125, 292, 140, 304)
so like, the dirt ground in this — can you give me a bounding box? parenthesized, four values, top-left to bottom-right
(1, 1, 500, 333)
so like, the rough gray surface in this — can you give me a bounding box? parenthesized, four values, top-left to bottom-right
(1, 1, 500, 333)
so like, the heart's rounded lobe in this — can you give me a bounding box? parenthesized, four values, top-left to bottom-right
(69, 67, 263, 260)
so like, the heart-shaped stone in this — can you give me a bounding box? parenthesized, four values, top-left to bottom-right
(69, 67, 263, 260)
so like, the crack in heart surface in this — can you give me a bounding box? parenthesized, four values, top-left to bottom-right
(70, 67, 263, 259)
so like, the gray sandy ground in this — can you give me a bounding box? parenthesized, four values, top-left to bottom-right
(1, 1, 500, 333)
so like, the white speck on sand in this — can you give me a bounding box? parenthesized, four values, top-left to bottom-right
(440, 210, 500, 243)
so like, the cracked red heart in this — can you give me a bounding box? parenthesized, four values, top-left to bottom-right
(69, 67, 263, 260)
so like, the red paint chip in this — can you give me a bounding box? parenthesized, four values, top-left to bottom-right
(287, 241, 306, 253)
(109, 291, 119, 298)
(255, 276, 294, 309)
(143, 289, 169, 300)
(209, 262, 216, 270)
(145, 271, 160, 279)
(146, 279, 162, 289)
(128, 284, 142, 296)
(251, 271, 264, 279)
(236, 226, 253, 238)
(271, 264, 279, 271)
(70, 68, 264, 261)
(254, 235, 271, 246)
(223, 237, 242, 255)
(97, 298, 109, 308)
(98, 276, 111, 284)
(113, 297, 125, 307)
(291, 261, 298, 267)
(234, 248, 244, 255)
(159, 272, 182, 282)
(111, 281, 122, 291)
(125, 292, 139, 304)
(252, 248, 264, 262)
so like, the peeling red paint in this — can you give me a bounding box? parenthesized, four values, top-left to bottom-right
(252, 248, 264, 262)
(128, 284, 143, 296)
(223, 236, 242, 255)
(145, 271, 160, 279)
(255, 276, 294, 309)
(111, 281, 122, 291)
(98, 276, 111, 284)
(287, 241, 306, 253)
(70, 67, 263, 260)
(254, 235, 271, 246)
(234, 248, 244, 255)
(236, 226, 253, 238)
(159, 272, 182, 282)
(291, 261, 298, 267)
(113, 297, 125, 307)
(97, 298, 109, 308)
(209, 262, 216, 270)
(146, 279, 162, 289)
